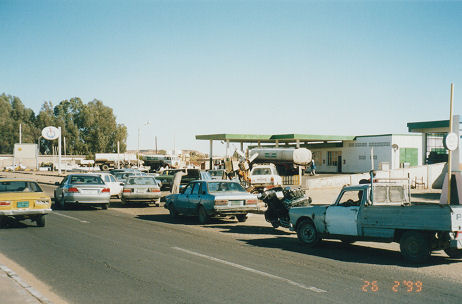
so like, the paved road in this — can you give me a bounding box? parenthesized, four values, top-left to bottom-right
(0, 182, 461, 303)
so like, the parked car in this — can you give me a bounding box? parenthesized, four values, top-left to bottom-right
(121, 176, 162, 206)
(54, 174, 110, 210)
(164, 180, 260, 224)
(113, 171, 144, 184)
(0, 179, 52, 227)
(208, 169, 226, 180)
(93, 172, 123, 198)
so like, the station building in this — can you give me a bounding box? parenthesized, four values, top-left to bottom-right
(196, 117, 457, 174)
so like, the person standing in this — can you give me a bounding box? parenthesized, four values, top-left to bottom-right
(171, 171, 187, 194)
(310, 160, 316, 176)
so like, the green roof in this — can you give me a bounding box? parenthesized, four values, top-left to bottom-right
(407, 120, 450, 133)
(195, 133, 354, 143)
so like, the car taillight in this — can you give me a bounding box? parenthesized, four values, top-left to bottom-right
(148, 188, 160, 192)
(215, 200, 228, 206)
(102, 188, 110, 193)
(246, 199, 258, 205)
(456, 231, 462, 239)
(271, 177, 274, 183)
(66, 187, 79, 193)
(0, 201, 11, 206)
(123, 189, 133, 193)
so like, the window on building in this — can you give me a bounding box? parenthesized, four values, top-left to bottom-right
(327, 151, 341, 166)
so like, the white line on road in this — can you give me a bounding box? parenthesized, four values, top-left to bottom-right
(172, 247, 327, 293)
(52, 212, 90, 223)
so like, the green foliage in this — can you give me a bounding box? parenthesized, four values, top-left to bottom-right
(0, 93, 127, 155)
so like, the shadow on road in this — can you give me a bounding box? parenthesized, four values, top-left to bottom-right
(0, 218, 40, 229)
(136, 214, 239, 226)
(239, 236, 462, 267)
(411, 193, 441, 200)
(204, 224, 292, 236)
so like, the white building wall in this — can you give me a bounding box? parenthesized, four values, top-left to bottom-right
(310, 134, 422, 174)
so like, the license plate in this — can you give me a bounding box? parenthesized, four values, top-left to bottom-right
(82, 190, 98, 194)
(17, 201, 29, 208)
(230, 200, 243, 206)
(136, 188, 146, 193)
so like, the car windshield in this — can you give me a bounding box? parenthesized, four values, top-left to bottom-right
(127, 177, 158, 185)
(70, 175, 104, 185)
(0, 181, 43, 192)
(252, 168, 272, 175)
(207, 182, 246, 193)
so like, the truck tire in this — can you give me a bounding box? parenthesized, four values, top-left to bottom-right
(444, 248, 462, 259)
(297, 219, 321, 247)
(399, 231, 431, 263)
(101, 164, 109, 171)
(236, 214, 247, 222)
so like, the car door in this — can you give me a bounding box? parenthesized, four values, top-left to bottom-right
(55, 176, 68, 199)
(175, 183, 193, 214)
(188, 182, 202, 214)
(324, 189, 363, 236)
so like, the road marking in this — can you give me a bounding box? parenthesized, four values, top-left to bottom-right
(172, 247, 326, 293)
(52, 212, 90, 223)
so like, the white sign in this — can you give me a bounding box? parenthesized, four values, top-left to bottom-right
(42, 126, 60, 140)
(444, 132, 459, 151)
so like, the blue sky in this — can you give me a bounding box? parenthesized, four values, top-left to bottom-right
(1, 0, 462, 155)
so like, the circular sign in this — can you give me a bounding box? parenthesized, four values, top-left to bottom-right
(444, 132, 459, 151)
(41, 126, 60, 140)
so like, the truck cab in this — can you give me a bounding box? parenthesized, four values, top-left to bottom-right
(289, 182, 462, 263)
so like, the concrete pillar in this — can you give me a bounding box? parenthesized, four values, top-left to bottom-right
(240, 141, 244, 152)
(226, 140, 230, 157)
(296, 139, 300, 148)
(275, 140, 279, 147)
(209, 140, 213, 170)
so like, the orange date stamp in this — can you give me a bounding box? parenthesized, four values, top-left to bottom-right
(362, 280, 423, 293)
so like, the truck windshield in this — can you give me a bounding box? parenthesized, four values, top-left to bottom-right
(252, 168, 271, 175)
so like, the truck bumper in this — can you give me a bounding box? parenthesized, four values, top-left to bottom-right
(450, 239, 462, 249)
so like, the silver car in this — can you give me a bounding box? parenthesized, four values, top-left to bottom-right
(54, 174, 111, 210)
(121, 176, 162, 206)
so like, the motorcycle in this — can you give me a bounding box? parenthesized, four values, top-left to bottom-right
(259, 186, 312, 229)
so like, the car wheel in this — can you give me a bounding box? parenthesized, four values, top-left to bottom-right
(236, 214, 247, 222)
(271, 221, 280, 229)
(101, 203, 109, 210)
(168, 205, 179, 217)
(59, 195, 66, 210)
(0, 216, 8, 228)
(36, 215, 46, 227)
(297, 220, 321, 247)
(444, 248, 462, 259)
(400, 231, 431, 263)
(198, 206, 208, 225)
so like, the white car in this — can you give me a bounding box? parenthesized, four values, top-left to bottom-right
(249, 163, 283, 191)
(92, 172, 123, 198)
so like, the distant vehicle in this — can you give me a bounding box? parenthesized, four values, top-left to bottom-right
(164, 180, 259, 224)
(54, 174, 110, 210)
(289, 181, 462, 263)
(121, 176, 162, 206)
(0, 179, 52, 227)
(92, 172, 123, 198)
(142, 154, 182, 171)
(113, 171, 144, 184)
(249, 148, 312, 175)
(95, 153, 138, 171)
(208, 169, 226, 180)
(249, 163, 282, 192)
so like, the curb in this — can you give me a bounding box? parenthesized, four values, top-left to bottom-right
(0, 264, 52, 304)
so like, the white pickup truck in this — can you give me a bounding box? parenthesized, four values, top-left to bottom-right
(289, 182, 462, 263)
(249, 163, 283, 191)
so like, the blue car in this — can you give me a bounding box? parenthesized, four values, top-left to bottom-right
(165, 180, 260, 224)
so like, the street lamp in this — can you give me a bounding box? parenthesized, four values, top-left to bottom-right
(137, 121, 150, 168)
